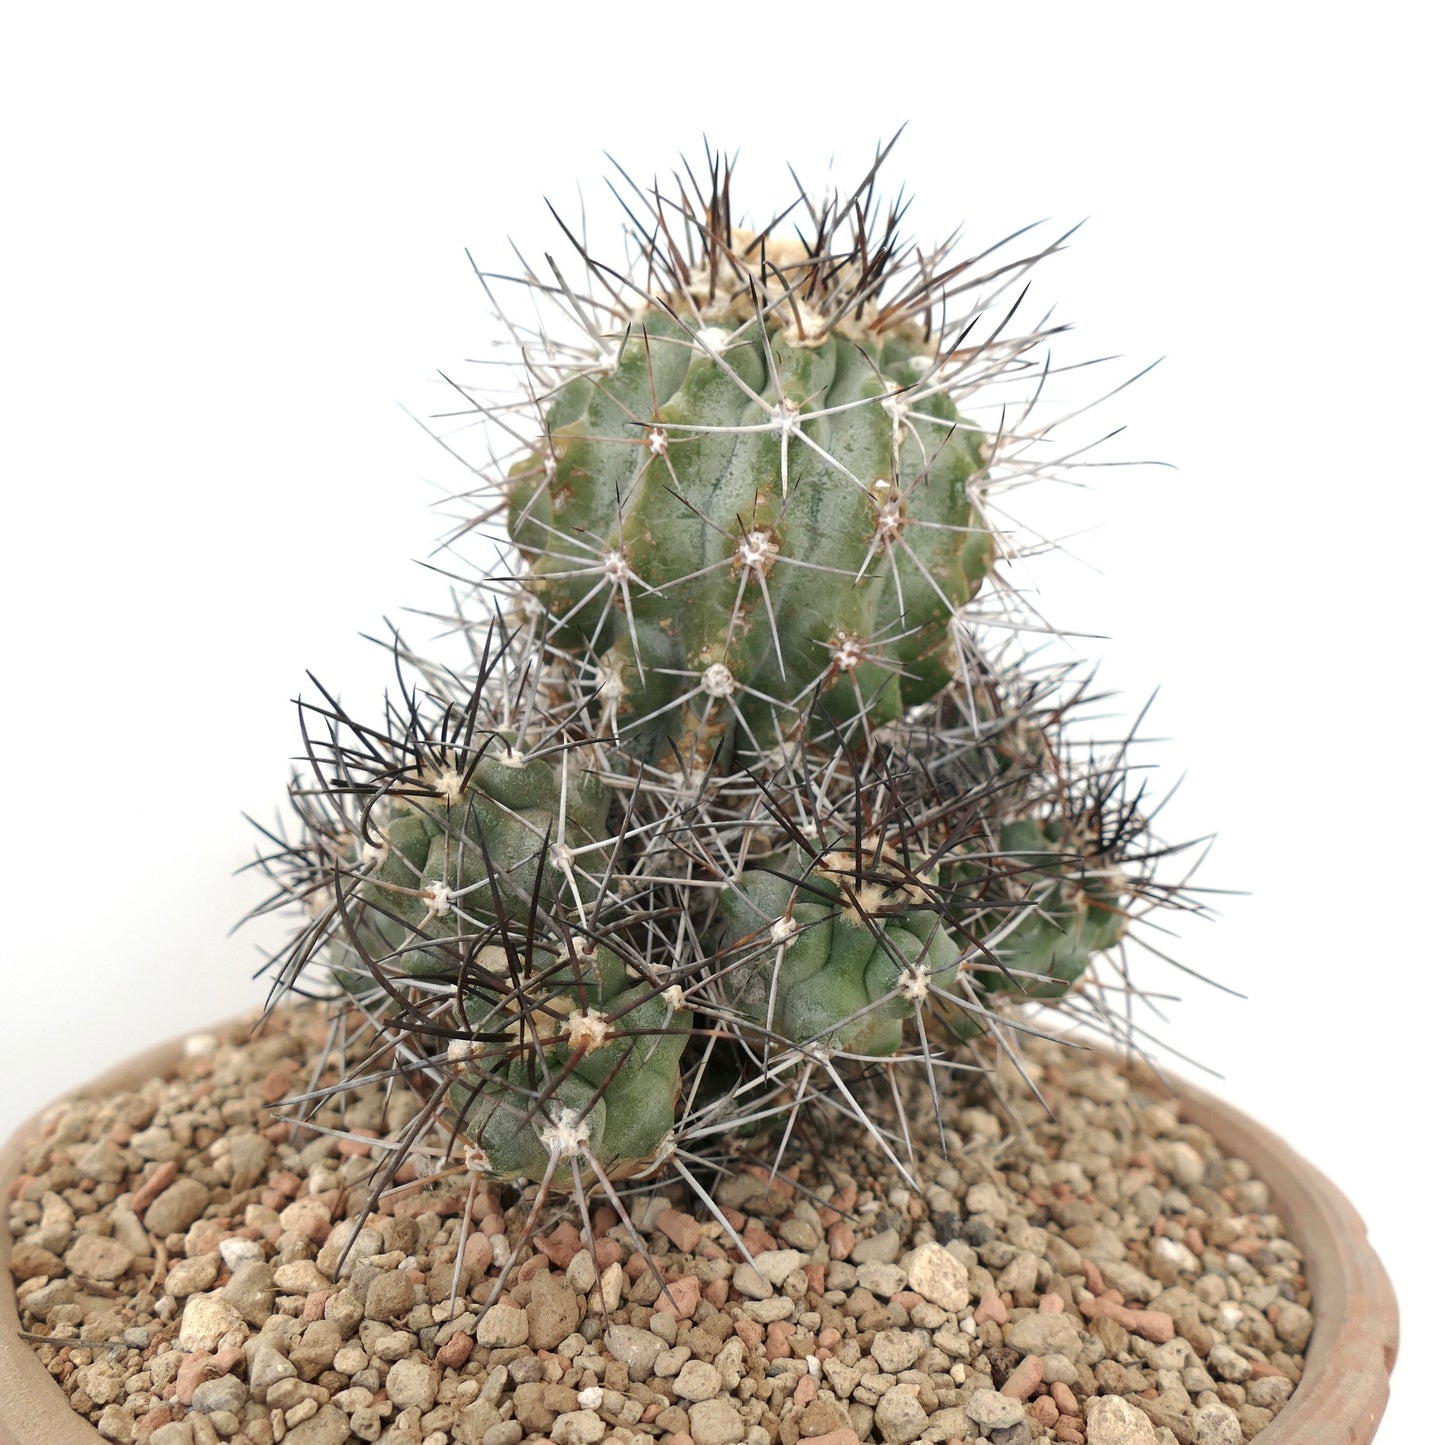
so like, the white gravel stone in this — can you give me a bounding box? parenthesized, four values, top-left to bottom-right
(869, 1329, 923, 1373)
(386, 1357, 439, 1410)
(164, 1255, 220, 1297)
(1098, 1256, 1159, 1302)
(903, 1241, 971, 1311)
(673, 1360, 723, 1401)
(1162, 1141, 1207, 1188)
(604, 1324, 666, 1381)
(731, 1262, 773, 1299)
(688, 1398, 746, 1445)
(475, 1303, 529, 1347)
(849, 1227, 901, 1264)
(64, 1234, 135, 1282)
(218, 1236, 263, 1271)
(1006, 1310, 1082, 1360)
(191, 1377, 248, 1415)
(963, 1181, 1011, 1219)
(1274, 1300, 1314, 1350)
(752, 1249, 806, 1286)
(1208, 1342, 1254, 1383)
(742, 1296, 794, 1324)
(143, 1177, 211, 1236)
(856, 1261, 907, 1298)
(149, 1423, 195, 1445)
(282, 1405, 351, 1445)
(1147, 1339, 1196, 1373)
(1040, 1352, 1077, 1384)
(875, 1385, 929, 1443)
(1084, 1395, 1158, 1445)
(1149, 1235, 1200, 1285)
(1193, 1401, 1245, 1445)
(177, 1293, 245, 1351)
(552, 1409, 607, 1445)
(965, 1390, 1025, 1430)
(274, 1259, 331, 1293)
(249, 1341, 296, 1390)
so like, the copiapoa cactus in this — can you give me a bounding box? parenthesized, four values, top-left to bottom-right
(494, 145, 1070, 771)
(252, 139, 1199, 1286)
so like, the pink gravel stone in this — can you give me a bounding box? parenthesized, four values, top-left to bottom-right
(173, 1348, 243, 1406)
(1001, 1354, 1044, 1400)
(132, 1161, 179, 1213)
(974, 1291, 1009, 1326)
(658, 1274, 702, 1321)
(1078, 1295, 1175, 1343)
(657, 1208, 702, 1254)
(464, 1232, 494, 1272)
(1030, 1396, 1060, 1428)
(437, 1332, 473, 1368)
(1051, 1381, 1081, 1416)
(537, 1222, 582, 1267)
(338, 1130, 379, 1158)
(765, 1321, 794, 1359)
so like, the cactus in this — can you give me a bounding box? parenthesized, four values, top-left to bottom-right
(255, 142, 1197, 1252)
(254, 642, 698, 1191)
(713, 669, 1142, 1056)
(485, 141, 1072, 773)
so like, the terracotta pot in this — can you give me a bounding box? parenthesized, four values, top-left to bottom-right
(1, 1023, 1398, 1444)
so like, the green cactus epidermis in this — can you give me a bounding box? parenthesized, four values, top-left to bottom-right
(330, 745, 692, 1181)
(509, 316, 993, 752)
(719, 825, 1129, 1054)
(338, 746, 609, 980)
(949, 817, 1129, 1003)
(718, 848, 964, 1056)
(447, 944, 692, 1180)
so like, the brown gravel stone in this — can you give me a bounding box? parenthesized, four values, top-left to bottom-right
(526, 1267, 581, 1349)
(144, 1176, 210, 1236)
(63, 1233, 135, 1281)
(363, 1269, 416, 1320)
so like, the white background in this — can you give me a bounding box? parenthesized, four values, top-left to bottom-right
(1, 5, 1436, 1439)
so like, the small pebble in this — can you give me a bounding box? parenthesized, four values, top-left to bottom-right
(1084, 1394, 1159, 1444)
(63, 1234, 134, 1282)
(177, 1294, 245, 1351)
(904, 1241, 972, 1311)
(386, 1357, 439, 1411)
(688, 1398, 746, 1445)
(143, 1177, 211, 1236)
(475, 1303, 529, 1347)
(673, 1360, 723, 1401)
(966, 1389, 1026, 1431)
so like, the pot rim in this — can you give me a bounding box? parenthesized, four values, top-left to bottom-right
(0, 1014, 1398, 1444)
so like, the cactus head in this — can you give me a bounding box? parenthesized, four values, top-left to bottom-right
(497, 146, 1068, 772)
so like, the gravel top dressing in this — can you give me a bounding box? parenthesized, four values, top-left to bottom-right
(7, 1008, 1311, 1445)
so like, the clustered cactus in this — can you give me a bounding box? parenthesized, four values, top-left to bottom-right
(252, 138, 1194, 1245)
